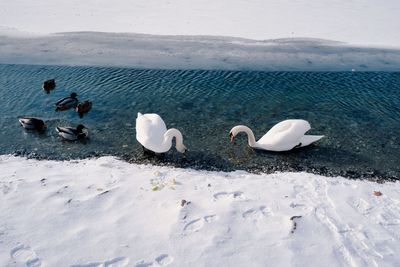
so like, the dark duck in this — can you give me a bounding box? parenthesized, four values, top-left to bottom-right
(56, 124, 87, 141)
(42, 79, 56, 93)
(76, 100, 92, 118)
(18, 117, 46, 131)
(55, 93, 78, 111)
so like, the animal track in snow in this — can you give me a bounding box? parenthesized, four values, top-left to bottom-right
(10, 243, 42, 267)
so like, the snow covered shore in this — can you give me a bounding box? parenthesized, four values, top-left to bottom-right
(1, 0, 399, 47)
(1, 155, 399, 266)
(1, 33, 399, 71)
(1, 0, 399, 70)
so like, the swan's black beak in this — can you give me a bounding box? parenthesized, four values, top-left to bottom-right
(229, 132, 234, 143)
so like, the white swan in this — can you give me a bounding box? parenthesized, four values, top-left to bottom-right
(229, 119, 324, 152)
(136, 112, 187, 153)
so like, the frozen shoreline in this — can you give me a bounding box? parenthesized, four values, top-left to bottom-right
(1, 0, 400, 71)
(1, 155, 400, 266)
(1, 32, 400, 71)
(1, 0, 400, 47)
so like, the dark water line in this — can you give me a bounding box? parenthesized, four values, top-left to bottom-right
(0, 64, 399, 181)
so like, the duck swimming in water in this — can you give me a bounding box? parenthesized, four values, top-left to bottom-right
(76, 100, 92, 118)
(19, 117, 46, 131)
(42, 79, 56, 94)
(55, 93, 78, 111)
(56, 124, 87, 141)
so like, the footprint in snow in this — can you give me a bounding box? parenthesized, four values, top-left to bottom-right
(289, 203, 306, 208)
(134, 261, 153, 267)
(213, 191, 244, 201)
(10, 243, 42, 267)
(184, 218, 205, 232)
(71, 256, 129, 267)
(350, 198, 373, 215)
(104, 257, 130, 267)
(242, 206, 272, 220)
(204, 214, 217, 223)
(183, 215, 218, 233)
(155, 254, 174, 266)
(1, 181, 17, 195)
(135, 254, 173, 267)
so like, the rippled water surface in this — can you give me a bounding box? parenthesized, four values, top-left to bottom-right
(1, 64, 399, 179)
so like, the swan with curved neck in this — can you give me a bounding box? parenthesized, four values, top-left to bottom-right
(229, 120, 324, 152)
(163, 128, 186, 153)
(136, 112, 187, 153)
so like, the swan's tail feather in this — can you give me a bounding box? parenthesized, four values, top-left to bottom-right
(299, 135, 324, 147)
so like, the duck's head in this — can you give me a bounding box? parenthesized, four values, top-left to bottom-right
(71, 92, 78, 98)
(37, 120, 47, 131)
(76, 124, 86, 132)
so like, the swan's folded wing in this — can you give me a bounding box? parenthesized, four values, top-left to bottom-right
(299, 135, 324, 147)
(258, 120, 311, 148)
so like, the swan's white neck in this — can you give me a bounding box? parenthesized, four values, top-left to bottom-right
(232, 125, 258, 148)
(164, 128, 185, 151)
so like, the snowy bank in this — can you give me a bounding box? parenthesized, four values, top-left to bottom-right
(1, 0, 400, 70)
(1, 33, 400, 71)
(1, 0, 399, 47)
(1, 155, 399, 266)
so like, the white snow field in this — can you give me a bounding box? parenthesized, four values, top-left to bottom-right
(1, 0, 400, 47)
(1, 155, 399, 267)
(0, 0, 400, 70)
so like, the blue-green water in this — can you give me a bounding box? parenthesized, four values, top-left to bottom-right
(1, 64, 399, 180)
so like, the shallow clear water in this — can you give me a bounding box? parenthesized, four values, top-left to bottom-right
(1, 64, 399, 179)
